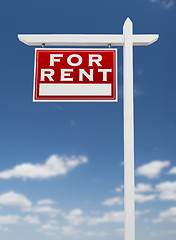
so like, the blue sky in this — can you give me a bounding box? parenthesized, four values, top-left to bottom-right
(0, 0, 175, 239)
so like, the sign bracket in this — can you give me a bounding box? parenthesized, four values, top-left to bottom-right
(18, 33, 158, 47)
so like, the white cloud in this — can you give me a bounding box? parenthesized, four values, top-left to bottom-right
(87, 211, 124, 225)
(47, 219, 58, 225)
(162, 0, 174, 9)
(135, 183, 153, 193)
(61, 226, 79, 236)
(86, 209, 148, 226)
(135, 193, 156, 203)
(168, 167, 176, 175)
(115, 188, 122, 193)
(37, 199, 56, 205)
(136, 210, 150, 217)
(39, 220, 59, 233)
(25, 206, 61, 217)
(44, 232, 57, 236)
(0, 192, 31, 208)
(0, 215, 20, 224)
(0, 227, 8, 232)
(150, 0, 174, 9)
(156, 181, 176, 200)
(151, 230, 176, 236)
(63, 209, 85, 226)
(39, 222, 95, 237)
(84, 231, 98, 237)
(115, 185, 123, 193)
(102, 197, 123, 206)
(153, 207, 176, 223)
(0, 214, 40, 226)
(85, 231, 97, 237)
(115, 228, 124, 235)
(84, 231, 108, 237)
(167, 230, 176, 235)
(0, 154, 88, 180)
(136, 160, 170, 179)
(23, 215, 40, 224)
(40, 223, 60, 231)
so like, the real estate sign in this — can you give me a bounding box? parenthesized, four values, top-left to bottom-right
(33, 48, 117, 102)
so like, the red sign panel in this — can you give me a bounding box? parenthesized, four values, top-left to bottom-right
(33, 48, 117, 102)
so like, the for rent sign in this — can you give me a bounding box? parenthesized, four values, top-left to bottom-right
(33, 48, 117, 102)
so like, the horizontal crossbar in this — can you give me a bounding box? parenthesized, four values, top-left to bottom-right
(18, 34, 159, 47)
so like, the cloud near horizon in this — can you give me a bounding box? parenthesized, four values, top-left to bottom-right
(153, 207, 176, 223)
(37, 199, 56, 205)
(168, 166, 176, 175)
(156, 181, 176, 201)
(0, 154, 88, 180)
(87, 211, 124, 225)
(136, 160, 170, 179)
(0, 192, 32, 208)
(102, 197, 123, 206)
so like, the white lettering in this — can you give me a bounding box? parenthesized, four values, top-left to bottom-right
(40, 69, 55, 81)
(50, 54, 63, 66)
(79, 69, 93, 81)
(98, 69, 112, 81)
(67, 54, 82, 66)
(89, 55, 102, 66)
(61, 69, 73, 81)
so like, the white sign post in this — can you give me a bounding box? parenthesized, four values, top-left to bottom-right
(123, 18, 135, 240)
(18, 18, 159, 240)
